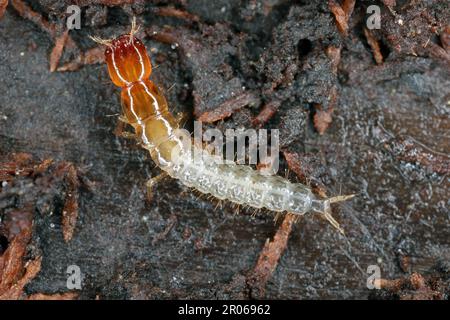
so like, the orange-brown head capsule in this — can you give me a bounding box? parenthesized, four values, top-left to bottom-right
(104, 35, 152, 87)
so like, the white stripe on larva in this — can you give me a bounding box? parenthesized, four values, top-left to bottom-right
(126, 86, 151, 146)
(139, 80, 182, 145)
(131, 39, 145, 80)
(111, 50, 130, 86)
(135, 80, 183, 165)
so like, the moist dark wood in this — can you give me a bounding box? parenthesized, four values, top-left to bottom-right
(0, 0, 448, 299)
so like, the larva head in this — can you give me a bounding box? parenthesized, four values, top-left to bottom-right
(104, 35, 152, 87)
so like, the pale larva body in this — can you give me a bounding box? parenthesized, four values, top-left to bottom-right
(161, 146, 317, 216)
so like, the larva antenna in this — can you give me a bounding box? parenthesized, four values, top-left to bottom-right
(328, 194, 355, 204)
(89, 35, 113, 46)
(130, 16, 140, 37)
(311, 194, 355, 235)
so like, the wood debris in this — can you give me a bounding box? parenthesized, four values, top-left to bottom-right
(57, 162, 81, 243)
(58, 46, 105, 72)
(374, 272, 445, 300)
(197, 92, 260, 123)
(0, 225, 41, 300)
(283, 151, 327, 198)
(0, 0, 7, 19)
(26, 292, 78, 300)
(246, 214, 296, 298)
(441, 26, 450, 53)
(10, 0, 77, 70)
(49, 30, 69, 72)
(328, 0, 356, 35)
(364, 28, 384, 64)
(313, 105, 334, 135)
(1, 154, 86, 243)
(312, 86, 338, 135)
(153, 6, 199, 23)
(252, 100, 281, 128)
(152, 214, 177, 246)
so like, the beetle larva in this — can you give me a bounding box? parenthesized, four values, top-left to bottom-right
(91, 21, 354, 233)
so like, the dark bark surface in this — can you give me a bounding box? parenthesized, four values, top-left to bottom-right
(0, 0, 449, 299)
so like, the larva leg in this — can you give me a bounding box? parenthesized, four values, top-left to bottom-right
(114, 120, 136, 140)
(146, 172, 170, 202)
(119, 131, 137, 139)
(118, 115, 129, 124)
(321, 207, 345, 235)
(175, 112, 189, 126)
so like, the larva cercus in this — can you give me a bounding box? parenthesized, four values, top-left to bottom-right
(91, 22, 354, 233)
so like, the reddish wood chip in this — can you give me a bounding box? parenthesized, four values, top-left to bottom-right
(328, 0, 355, 35)
(382, 0, 396, 8)
(364, 28, 384, 64)
(58, 46, 105, 72)
(197, 92, 260, 123)
(26, 292, 78, 300)
(326, 45, 341, 73)
(440, 26, 450, 53)
(374, 272, 444, 300)
(11, 0, 56, 37)
(49, 29, 69, 72)
(0, 227, 41, 300)
(11, 0, 77, 50)
(313, 104, 333, 135)
(247, 214, 296, 298)
(57, 163, 81, 242)
(153, 6, 199, 22)
(283, 151, 327, 198)
(252, 100, 281, 128)
(0, 0, 7, 19)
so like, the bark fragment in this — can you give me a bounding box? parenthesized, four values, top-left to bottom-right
(246, 214, 296, 298)
(26, 292, 78, 300)
(328, 0, 356, 35)
(197, 92, 260, 123)
(313, 104, 333, 135)
(374, 272, 445, 300)
(58, 46, 105, 72)
(49, 30, 69, 72)
(364, 28, 384, 64)
(0, 0, 7, 19)
(252, 100, 281, 128)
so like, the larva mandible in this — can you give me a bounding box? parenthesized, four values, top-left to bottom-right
(91, 20, 354, 234)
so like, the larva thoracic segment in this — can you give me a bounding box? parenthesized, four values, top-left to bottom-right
(92, 22, 353, 234)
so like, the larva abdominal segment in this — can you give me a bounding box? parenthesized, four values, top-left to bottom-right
(93, 28, 352, 233)
(165, 149, 314, 215)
